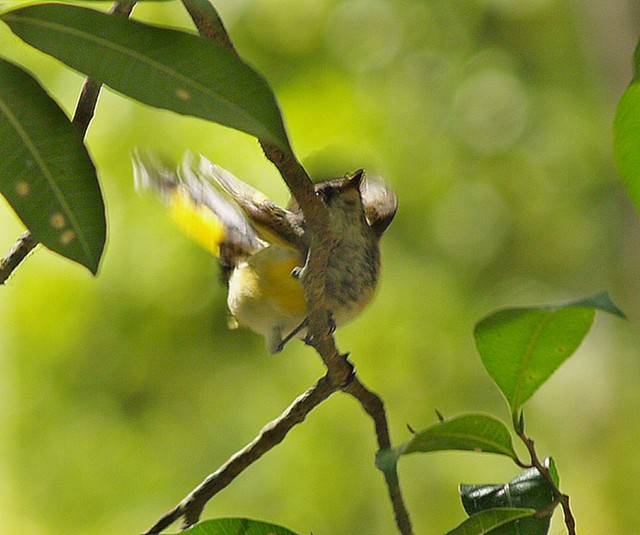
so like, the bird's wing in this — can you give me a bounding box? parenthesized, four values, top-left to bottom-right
(360, 176, 398, 239)
(197, 155, 305, 249)
(133, 150, 263, 261)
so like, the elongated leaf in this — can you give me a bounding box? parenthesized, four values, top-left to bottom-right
(1, 1, 172, 5)
(459, 462, 555, 535)
(406, 413, 518, 459)
(0, 58, 105, 273)
(474, 292, 622, 416)
(1, 4, 291, 151)
(178, 518, 298, 535)
(445, 508, 536, 535)
(376, 413, 519, 477)
(614, 39, 640, 212)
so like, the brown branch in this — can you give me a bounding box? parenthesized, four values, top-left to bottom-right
(145, 4, 414, 534)
(72, 2, 136, 133)
(143, 376, 338, 534)
(343, 377, 413, 535)
(181, 0, 236, 52)
(181, 0, 358, 389)
(257, 141, 351, 383)
(516, 427, 576, 534)
(71, 77, 103, 134)
(0, 231, 37, 285)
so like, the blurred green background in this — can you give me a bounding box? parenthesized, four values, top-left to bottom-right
(1, 0, 640, 533)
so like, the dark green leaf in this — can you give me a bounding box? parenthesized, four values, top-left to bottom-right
(459, 462, 555, 535)
(474, 293, 623, 416)
(0, 57, 105, 273)
(178, 518, 299, 535)
(1, 4, 291, 151)
(445, 508, 536, 535)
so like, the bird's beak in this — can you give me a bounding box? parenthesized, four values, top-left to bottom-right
(347, 169, 365, 189)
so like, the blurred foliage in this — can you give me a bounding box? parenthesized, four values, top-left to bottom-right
(1, 0, 640, 534)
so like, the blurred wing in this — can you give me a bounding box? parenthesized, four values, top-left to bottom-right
(197, 155, 305, 249)
(133, 150, 262, 259)
(360, 177, 398, 239)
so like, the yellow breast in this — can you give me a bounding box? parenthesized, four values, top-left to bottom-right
(227, 246, 307, 349)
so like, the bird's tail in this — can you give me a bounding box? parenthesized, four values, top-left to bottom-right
(132, 150, 263, 281)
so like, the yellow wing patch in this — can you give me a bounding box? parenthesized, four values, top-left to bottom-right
(168, 189, 225, 257)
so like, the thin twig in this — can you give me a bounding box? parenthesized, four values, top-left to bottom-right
(257, 141, 351, 384)
(0, 231, 37, 285)
(181, 0, 236, 52)
(516, 427, 576, 534)
(343, 377, 413, 535)
(180, 0, 347, 382)
(72, 2, 136, 133)
(181, 0, 365, 410)
(143, 376, 337, 534)
(177, 0, 338, 367)
(72, 77, 104, 134)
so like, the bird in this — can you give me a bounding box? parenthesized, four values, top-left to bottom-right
(132, 151, 397, 354)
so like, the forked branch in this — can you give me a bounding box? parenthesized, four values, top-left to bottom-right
(143, 2, 414, 534)
(144, 376, 337, 534)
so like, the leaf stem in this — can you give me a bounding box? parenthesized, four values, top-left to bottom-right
(515, 426, 576, 534)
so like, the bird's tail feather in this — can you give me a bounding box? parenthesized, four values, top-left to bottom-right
(132, 150, 263, 279)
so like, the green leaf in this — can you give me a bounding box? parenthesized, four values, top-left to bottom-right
(1, 4, 291, 151)
(401, 413, 519, 460)
(377, 413, 520, 477)
(474, 293, 623, 416)
(547, 457, 560, 487)
(1, 1, 172, 6)
(459, 462, 556, 535)
(567, 291, 626, 318)
(0, 57, 105, 274)
(177, 518, 299, 535)
(445, 508, 536, 535)
(614, 38, 640, 212)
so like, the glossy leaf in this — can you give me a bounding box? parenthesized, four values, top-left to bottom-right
(474, 292, 622, 416)
(407, 413, 518, 459)
(178, 518, 298, 535)
(445, 508, 536, 535)
(0, 58, 105, 273)
(614, 39, 640, 212)
(1, 4, 291, 151)
(376, 413, 520, 478)
(459, 462, 556, 535)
